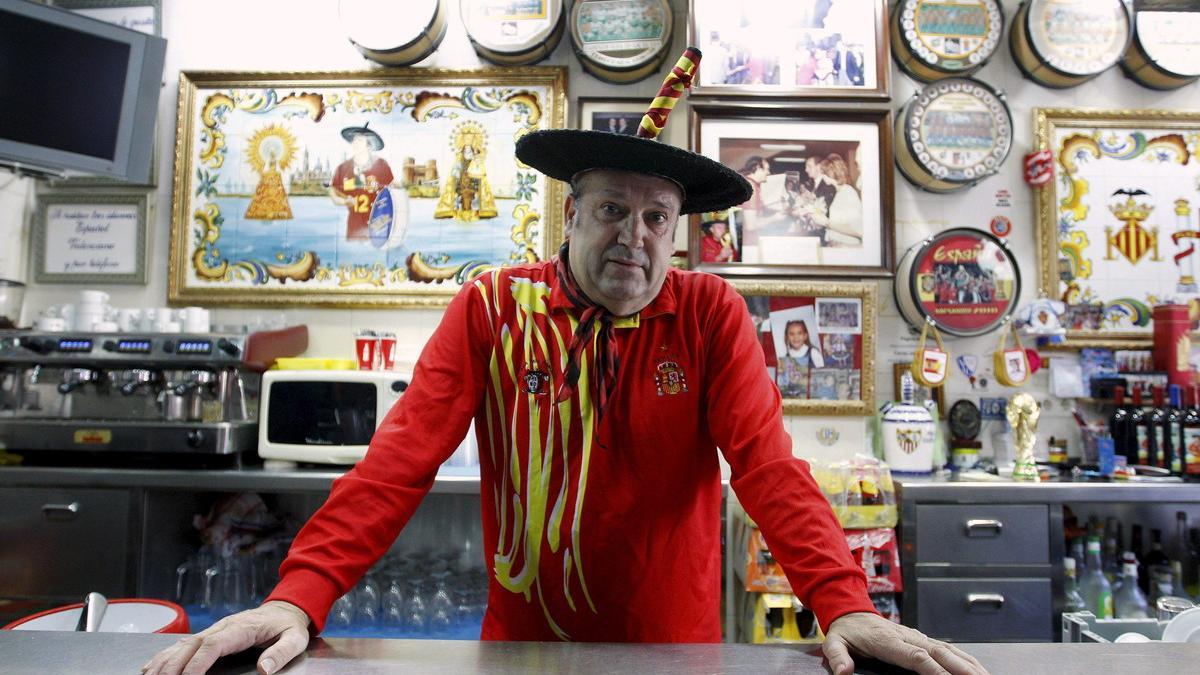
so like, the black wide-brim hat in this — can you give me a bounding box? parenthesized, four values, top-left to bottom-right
(340, 123, 384, 151)
(515, 130, 752, 215)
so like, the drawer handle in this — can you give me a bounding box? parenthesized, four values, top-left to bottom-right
(42, 502, 81, 520)
(966, 593, 1006, 610)
(964, 519, 1004, 536)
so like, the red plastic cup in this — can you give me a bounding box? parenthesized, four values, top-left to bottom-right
(355, 330, 378, 371)
(378, 332, 397, 371)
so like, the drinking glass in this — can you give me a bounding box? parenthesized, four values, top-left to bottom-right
(354, 572, 381, 627)
(329, 593, 355, 629)
(403, 580, 429, 634)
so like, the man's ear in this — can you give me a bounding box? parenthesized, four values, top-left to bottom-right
(563, 193, 577, 238)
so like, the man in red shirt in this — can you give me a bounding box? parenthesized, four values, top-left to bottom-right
(328, 122, 394, 240)
(145, 51, 986, 675)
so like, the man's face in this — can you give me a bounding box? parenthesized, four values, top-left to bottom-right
(564, 169, 681, 316)
(752, 161, 769, 182)
(710, 221, 727, 238)
(350, 134, 371, 154)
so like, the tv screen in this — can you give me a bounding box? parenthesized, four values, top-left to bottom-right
(0, 0, 166, 183)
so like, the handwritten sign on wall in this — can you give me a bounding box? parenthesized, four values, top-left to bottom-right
(35, 194, 148, 284)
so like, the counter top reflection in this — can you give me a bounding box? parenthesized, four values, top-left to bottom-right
(2, 631, 1199, 675)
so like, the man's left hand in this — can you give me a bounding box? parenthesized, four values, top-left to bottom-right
(823, 612, 990, 675)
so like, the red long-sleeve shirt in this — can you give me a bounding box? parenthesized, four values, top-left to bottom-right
(267, 262, 875, 640)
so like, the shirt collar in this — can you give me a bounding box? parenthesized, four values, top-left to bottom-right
(548, 265, 678, 323)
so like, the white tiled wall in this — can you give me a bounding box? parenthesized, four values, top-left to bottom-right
(3, 0, 1196, 463)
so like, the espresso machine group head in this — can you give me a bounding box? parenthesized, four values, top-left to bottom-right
(0, 326, 307, 465)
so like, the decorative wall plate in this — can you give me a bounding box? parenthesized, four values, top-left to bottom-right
(895, 77, 1012, 193)
(339, 0, 447, 66)
(1010, 0, 1130, 88)
(891, 0, 1004, 82)
(1122, 7, 1200, 90)
(570, 0, 673, 83)
(895, 227, 1021, 337)
(461, 0, 565, 66)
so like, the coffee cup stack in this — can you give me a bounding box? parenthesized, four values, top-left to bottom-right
(31, 292, 214, 334)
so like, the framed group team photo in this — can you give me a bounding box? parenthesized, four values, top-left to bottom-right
(730, 279, 876, 415)
(689, 105, 895, 278)
(169, 68, 567, 307)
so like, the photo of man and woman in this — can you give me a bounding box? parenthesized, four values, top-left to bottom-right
(741, 296, 862, 401)
(720, 137, 863, 265)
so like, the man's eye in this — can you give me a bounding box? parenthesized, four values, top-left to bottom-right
(601, 203, 622, 215)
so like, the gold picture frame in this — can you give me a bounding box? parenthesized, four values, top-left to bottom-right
(1034, 107, 1200, 345)
(169, 68, 567, 308)
(729, 279, 876, 415)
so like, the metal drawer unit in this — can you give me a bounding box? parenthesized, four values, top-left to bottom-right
(0, 487, 135, 600)
(900, 498, 1063, 642)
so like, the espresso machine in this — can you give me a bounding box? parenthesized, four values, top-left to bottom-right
(0, 326, 306, 464)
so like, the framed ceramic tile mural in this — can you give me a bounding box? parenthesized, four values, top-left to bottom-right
(169, 68, 567, 307)
(730, 279, 876, 415)
(1034, 108, 1200, 341)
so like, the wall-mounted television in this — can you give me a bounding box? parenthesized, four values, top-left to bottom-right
(0, 0, 167, 183)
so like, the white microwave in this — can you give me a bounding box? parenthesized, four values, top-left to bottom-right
(258, 369, 477, 466)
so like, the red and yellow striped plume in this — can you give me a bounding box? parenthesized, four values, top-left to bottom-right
(636, 47, 702, 140)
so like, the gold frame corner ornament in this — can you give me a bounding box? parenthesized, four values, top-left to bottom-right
(168, 67, 568, 308)
(1031, 107, 1200, 345)
(728, 279, 877, 416)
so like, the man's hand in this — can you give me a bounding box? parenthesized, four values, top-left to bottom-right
(823, 612, 990, 675)
(141, 600, 310, 675)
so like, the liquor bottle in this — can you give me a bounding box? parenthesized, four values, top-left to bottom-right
(1149, 386, 1168, 469)
(1145, 528, 1170, 595)
(1109, 386, 1132, 460)
(1080, 539, 1114, 618)
(1184, 386, 1200, 478)
(1171, 561, 1189, 600)
(1063, 557, 1087, 614)
(1103, 517, 1122, 583)
(1070, 537, 1086, 573)
(1130, 387, 1150, 466)
(1166, 385, 1184, 474)
(1169, 512, 1199, 595)
(1114, 559, 1150, 618)
(1131, 525, 1146, 592)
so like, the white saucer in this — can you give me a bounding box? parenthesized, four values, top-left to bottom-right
(1162, 606, 1200, 642)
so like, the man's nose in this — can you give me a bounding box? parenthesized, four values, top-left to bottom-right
(615, 214, 648, 249)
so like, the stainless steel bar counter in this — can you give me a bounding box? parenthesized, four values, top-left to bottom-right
(2, 631, 1198, 675)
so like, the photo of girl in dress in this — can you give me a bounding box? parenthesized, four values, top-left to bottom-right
(770, 306, 823, 398)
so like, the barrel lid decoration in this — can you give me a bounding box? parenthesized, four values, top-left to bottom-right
(891, 0, 1004, 82)
(894, 227, 1021, 337)
(339, 0, 446, 66)
(570, 0, 673, 83)
(1010, 0, 1130, 88)
(1122, 7, 1200, 90)
(461, 0, 565, 66)
(895, 77, 1012, 193)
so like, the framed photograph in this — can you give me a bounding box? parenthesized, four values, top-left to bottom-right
(55, 0, 161, 36)
(1034, 108, 1200, 343)
(730, 279, 876, 415)
(575, 97, 686, 149)
(891, 363, 944, 416)
(689, 0, 889, 99)
(32, 191, 150, 284)
(170, 68, 567, 308)
(690, 105, 895, 278)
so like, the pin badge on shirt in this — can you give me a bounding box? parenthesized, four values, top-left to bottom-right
(521, 366, 550, 395)
(655, 360, 688, 396)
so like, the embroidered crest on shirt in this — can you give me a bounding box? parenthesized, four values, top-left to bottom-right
(655, 360, 688, 396)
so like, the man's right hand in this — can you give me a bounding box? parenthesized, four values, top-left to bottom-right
(141, 600, 310, 675)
